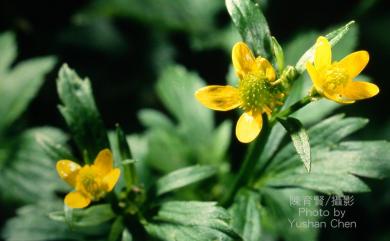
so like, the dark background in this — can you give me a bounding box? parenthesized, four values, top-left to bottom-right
(0, 0, 388, 240)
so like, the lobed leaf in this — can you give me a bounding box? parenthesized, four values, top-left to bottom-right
(57, 64, 109, 163)
(0, 56, 56, 132)
(156, 165, 217, 196)
(0, 127, 69, 203)
(226, 0, 271, 57)
(49, 204, 116, 227)
(260, 188, 319, 241)
(145, 201, 241, 241)
(260, 115, 390, 195)
(2, 200, 109, 241)
(229, 190, 262, 241)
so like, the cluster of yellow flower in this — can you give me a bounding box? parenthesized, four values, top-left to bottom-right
(56, 149, 120, 208)
(56, 37, 379, 209)
(195, 37, 379, 143)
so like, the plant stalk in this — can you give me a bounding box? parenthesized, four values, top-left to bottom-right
(221, 114, 271, 207)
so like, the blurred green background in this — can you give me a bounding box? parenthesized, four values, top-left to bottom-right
(0, 0, 388, 240)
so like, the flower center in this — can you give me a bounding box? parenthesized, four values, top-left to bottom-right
(78, 166, 106, 200)
(238, 73, 275, 114)
(322, 65, 349, 94)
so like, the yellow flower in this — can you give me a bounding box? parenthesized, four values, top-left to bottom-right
(56, 149, 120, 209)
(195, 42, 283, 143)
(306, 36, 379, 104)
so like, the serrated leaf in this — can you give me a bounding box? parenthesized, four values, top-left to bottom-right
(295, 21, 355, 72)
(260, 115, 390, 195)
(226, 0, 271, 57)
(229, 190, 261, 241)
(2, 200, 109, 241)
(156, 165, 217, 196)
(49, 204, 116, 227)
(279, 117, 311, 172)
(0, 56, 56, 132)
(260, 188, 318, 241)
(145, 201, 241, 241)
(57, 64, 109, 163)
(0, 127, 69, 203)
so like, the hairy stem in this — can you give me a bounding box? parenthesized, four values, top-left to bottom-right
(221, 114, 270, 207)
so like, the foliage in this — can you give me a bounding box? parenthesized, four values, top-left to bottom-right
(0, 0, 388, 241)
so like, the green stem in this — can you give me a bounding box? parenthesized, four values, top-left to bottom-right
(269, 95, 313, 125)
(116, 125, 137, 189)
(221, 114, 271, 207)
(221, 96, 314, 207)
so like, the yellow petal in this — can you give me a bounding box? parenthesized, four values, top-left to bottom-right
(64, 191, 91, 209)
(235, 112, 263, 143)
(103, 168, 121, 192)
(338, 51, 369, 79)
(256, 57, 276, 81)
(93, 149, 113, 176)
(195, 85, 240, 111)
(342, 81, 379, 100)
(232, 42, 256, 78)
(314, 36, 331, 70)
(306, 62, 323, 91)
(322, 91, 355, 104)
(56, 160, 81, 187)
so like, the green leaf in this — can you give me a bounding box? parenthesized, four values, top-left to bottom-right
(49, 204, 116, 227)
(57, 64, 109, 163)
(330, 23, 358, 60)
(76, 0, 223, 34)
(260, 188, 319, 241)
(156, 65, 213, 135)
(156, 165, 217, 196)
(144, 128, 190, 172)
(229, 190, 261, 241)
(116, 125, 136, 187)
(0, 127, 69, 203)
(2, 200, 109, 241)
(271, 36, 284, 74)
(284, 31, 318, 66)
(293, 99, 339, 126)
(226, 0, 271, 57)
(256, 122, 286, 171)
(138, 109, 175, 130)
(295, 21, 355, 72)
(145, 201, 241, 241)
(0, 32, 17, 74)
(279, 117, 311, 172)
(260, 115, 390, 195)
(142, 65, 231, 173)
(121, 229, 133, 241)
(108, 217, 124, 241)
(0, 56, 56, 132)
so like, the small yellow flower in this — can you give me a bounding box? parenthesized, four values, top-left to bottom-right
(195, 42, 283, 143)
(306, 36, 379, 104)
(56, 149, 120, 209)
